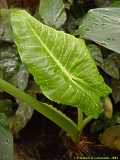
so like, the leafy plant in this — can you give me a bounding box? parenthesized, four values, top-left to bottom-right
(11, 10, 111, 117)
(0, 9, 111, 143)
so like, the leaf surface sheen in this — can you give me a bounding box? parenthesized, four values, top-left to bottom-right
(11, 10, 111, 118)
(76, 8, 120, 54)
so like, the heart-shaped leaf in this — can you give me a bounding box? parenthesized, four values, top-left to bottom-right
(10, 10, 111, 118)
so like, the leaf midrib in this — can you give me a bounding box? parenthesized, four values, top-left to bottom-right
(27, 21, 86, 91)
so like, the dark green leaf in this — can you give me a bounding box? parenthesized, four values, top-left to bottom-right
(0, 100, 15, 117)
(101, 54, 119, 79)
(0, 43, 19, 81)
(76, 8, 120, 54)
(0, 113, 13, 160)
(10, 100, 33, 134)
(38, 0, 66, 28)
(88, 44, 103, 66)
(111, 79, 120, 103)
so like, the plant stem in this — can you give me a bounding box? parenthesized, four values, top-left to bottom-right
(79, 116, 93, 134)
(77, 108, 83, 130)
(0, 78, 80, 143)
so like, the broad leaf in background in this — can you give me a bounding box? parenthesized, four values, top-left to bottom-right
(0, 114, 13, 160)
(101, 54, 119, 79)
(76, 8, 120, 54)
(11, 10, 111, 118)
(0, 43, 29, 89)
(8, 64, 33, 134)
(88, 44, 103, 66)
(10, 100, 33, 134)
(16, 64, 29, 90)
(0, 43, 19, 80)
(0, 100, 15, 117)
(9, 64, 33, 134)
(38, 0, 66, 29)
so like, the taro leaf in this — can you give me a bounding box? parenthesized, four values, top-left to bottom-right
(38, 0, 66, 29)
(101, 54, 119, 79)
(11, 10, 111, 118)
(76, 8, 120, 54)
(0, 113, 13, 160)
(88, 44, 103, 66)
(0, 9, 12, 42)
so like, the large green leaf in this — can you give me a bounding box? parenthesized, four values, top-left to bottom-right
(11, 10, 111, 118)
(75, 8, 120, 54)
(38, 0, 66, 29)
